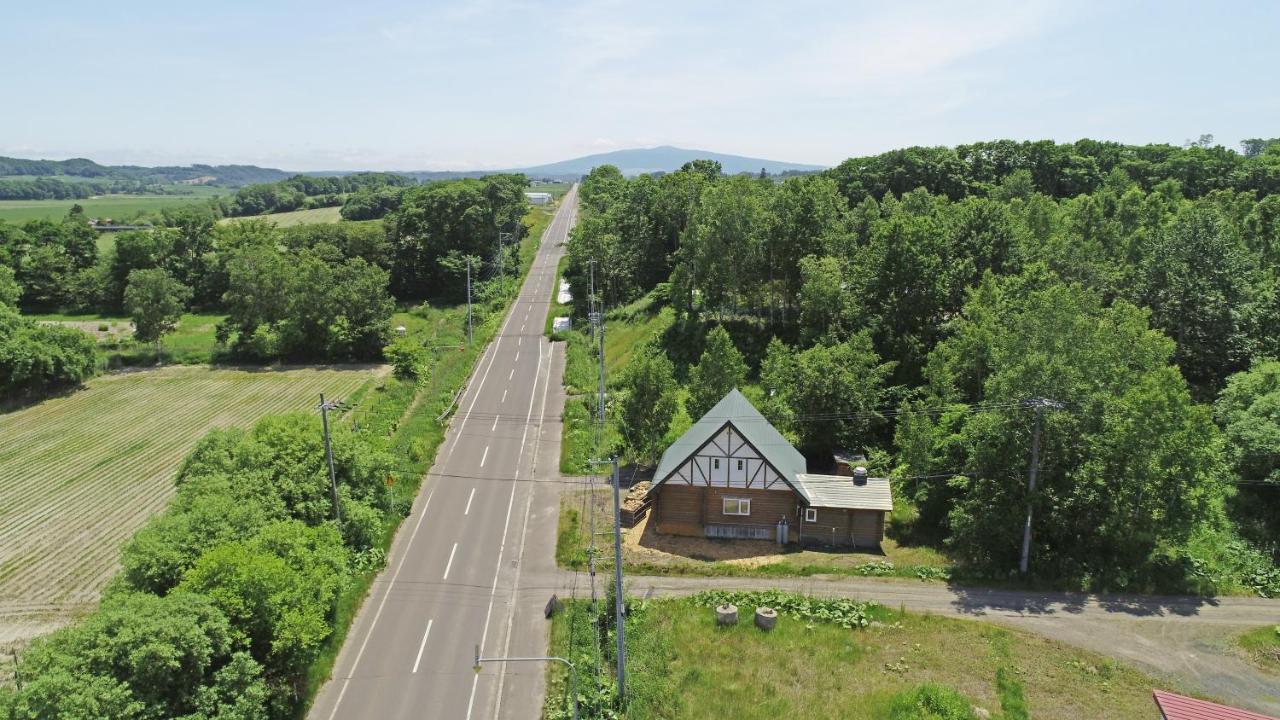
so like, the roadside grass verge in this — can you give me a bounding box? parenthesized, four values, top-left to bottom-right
(1237, 625, 1280, 675)
(546, 593, 1169, 720)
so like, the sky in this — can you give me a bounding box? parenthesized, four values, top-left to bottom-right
(2, 0, 1277, 171)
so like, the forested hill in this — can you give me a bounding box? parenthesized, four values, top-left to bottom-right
(0, 156, 291, 186)
(515, 145, 826, 177)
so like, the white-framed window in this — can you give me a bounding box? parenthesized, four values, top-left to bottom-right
(804, 507, 818, 523)
(723, 497, 751, 516)
(736, 459, 744, 471)
(713, 458, 721, 470)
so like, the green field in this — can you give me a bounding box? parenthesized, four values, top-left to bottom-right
(0, 365, 383, 631)
(219, 205, 343, 227)
(548, 595, 1168, 720)
(34, 312, 225, 365)
(0, 192, 221, 223)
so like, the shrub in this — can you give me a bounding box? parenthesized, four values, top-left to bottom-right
(888, 684, 977, 720)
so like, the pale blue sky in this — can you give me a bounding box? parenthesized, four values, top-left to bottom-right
(2, 0, 1276, 170)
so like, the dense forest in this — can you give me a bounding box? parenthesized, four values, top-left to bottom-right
(567, 137, 1280, 594)
(0, 175, 530, 381)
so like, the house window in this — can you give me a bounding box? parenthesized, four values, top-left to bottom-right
(804, 508, 818, 523)
(713, 458, 720, 470)
(723, 498, 751, 516)
(736, 459, 744, 471)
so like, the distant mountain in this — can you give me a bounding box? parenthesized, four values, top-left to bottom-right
(513, 146, 826, 178)
(0, 156, 291, 187)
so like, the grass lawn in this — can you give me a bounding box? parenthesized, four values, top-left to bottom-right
(556, 489, 951, 581)
(0, 365, 384, 625)
(219, 205, 343, 227)
(1237, 625, 1280, 675)
(32, 312, 226, 366)
(0, 192, 222, 223)
(547, 594, 1171, 720)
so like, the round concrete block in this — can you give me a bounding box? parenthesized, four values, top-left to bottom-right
(755, 606, 777, 631)
(716, 604, 738, 626)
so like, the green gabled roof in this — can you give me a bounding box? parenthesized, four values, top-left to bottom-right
(650, 389, 807, 493)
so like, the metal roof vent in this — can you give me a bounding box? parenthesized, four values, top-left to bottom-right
(853, 466, 868, 485)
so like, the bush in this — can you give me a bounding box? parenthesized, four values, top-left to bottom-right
(888, 684, 978, 720)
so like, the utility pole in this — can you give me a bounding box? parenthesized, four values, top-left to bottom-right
(466, 256, 474, 347)
(1019, 397, 1063, 575)
(318, 394, 342, 523)
(608, 455, 625, 702)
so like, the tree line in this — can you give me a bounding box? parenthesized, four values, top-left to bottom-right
(0, 174, 530, 369)
(570, 137, 1280, 594)
(216, 172, 414, 218)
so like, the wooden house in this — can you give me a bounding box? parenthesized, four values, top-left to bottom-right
(645, 389, 892, 547)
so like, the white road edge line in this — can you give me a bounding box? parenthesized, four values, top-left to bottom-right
(324, 484, 438, 720)
(442, 542, 459, 580)
(412, 619, 433, 674)
(466, 338, 548, 720)
(464, 487, 476, 515)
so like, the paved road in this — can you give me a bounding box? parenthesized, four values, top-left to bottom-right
(309, 187, 578, 720)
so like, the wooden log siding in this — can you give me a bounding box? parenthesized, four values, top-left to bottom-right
(799, 506, 852, 546)
(654, 485, 798, 538)
(798, 508, 887, 547)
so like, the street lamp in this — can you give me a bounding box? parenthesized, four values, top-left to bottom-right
(473, 645, 578, 720)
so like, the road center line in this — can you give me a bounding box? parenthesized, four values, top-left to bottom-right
(442, 543, 458, 580)
(501, 389, 508, 403)
(491, 414, 499, 431)
(514, 351, 519, 363)
(508, 368, 514, 380)
(480, 446, 489, 467)
(467, 340, 547, 720)
(412, 619, 434, 673)
(464, 487, 476, 515)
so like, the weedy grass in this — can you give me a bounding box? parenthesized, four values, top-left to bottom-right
(546, 594, 1169, 720)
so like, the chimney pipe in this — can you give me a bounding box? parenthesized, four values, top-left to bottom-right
(853, 466, 868, 485)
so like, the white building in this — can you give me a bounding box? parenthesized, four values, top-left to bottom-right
(525, 191, 553, 205)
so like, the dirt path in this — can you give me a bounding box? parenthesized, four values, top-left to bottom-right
(603, 573, 1280, 715)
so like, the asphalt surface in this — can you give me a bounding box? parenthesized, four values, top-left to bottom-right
(309, 186, 578, 720)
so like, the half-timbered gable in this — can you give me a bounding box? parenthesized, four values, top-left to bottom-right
(662, 422, 791, 491)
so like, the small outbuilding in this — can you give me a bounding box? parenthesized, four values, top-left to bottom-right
(644, 389, 892, 547)
(525, 191, 553, 205)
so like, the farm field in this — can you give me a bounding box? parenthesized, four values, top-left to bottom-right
(0, 364, 384, 643)
(0, 189, 224, 223)
(219, 205, 342, 226)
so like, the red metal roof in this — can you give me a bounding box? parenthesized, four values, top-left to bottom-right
(1153, 690, 1279, 720)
